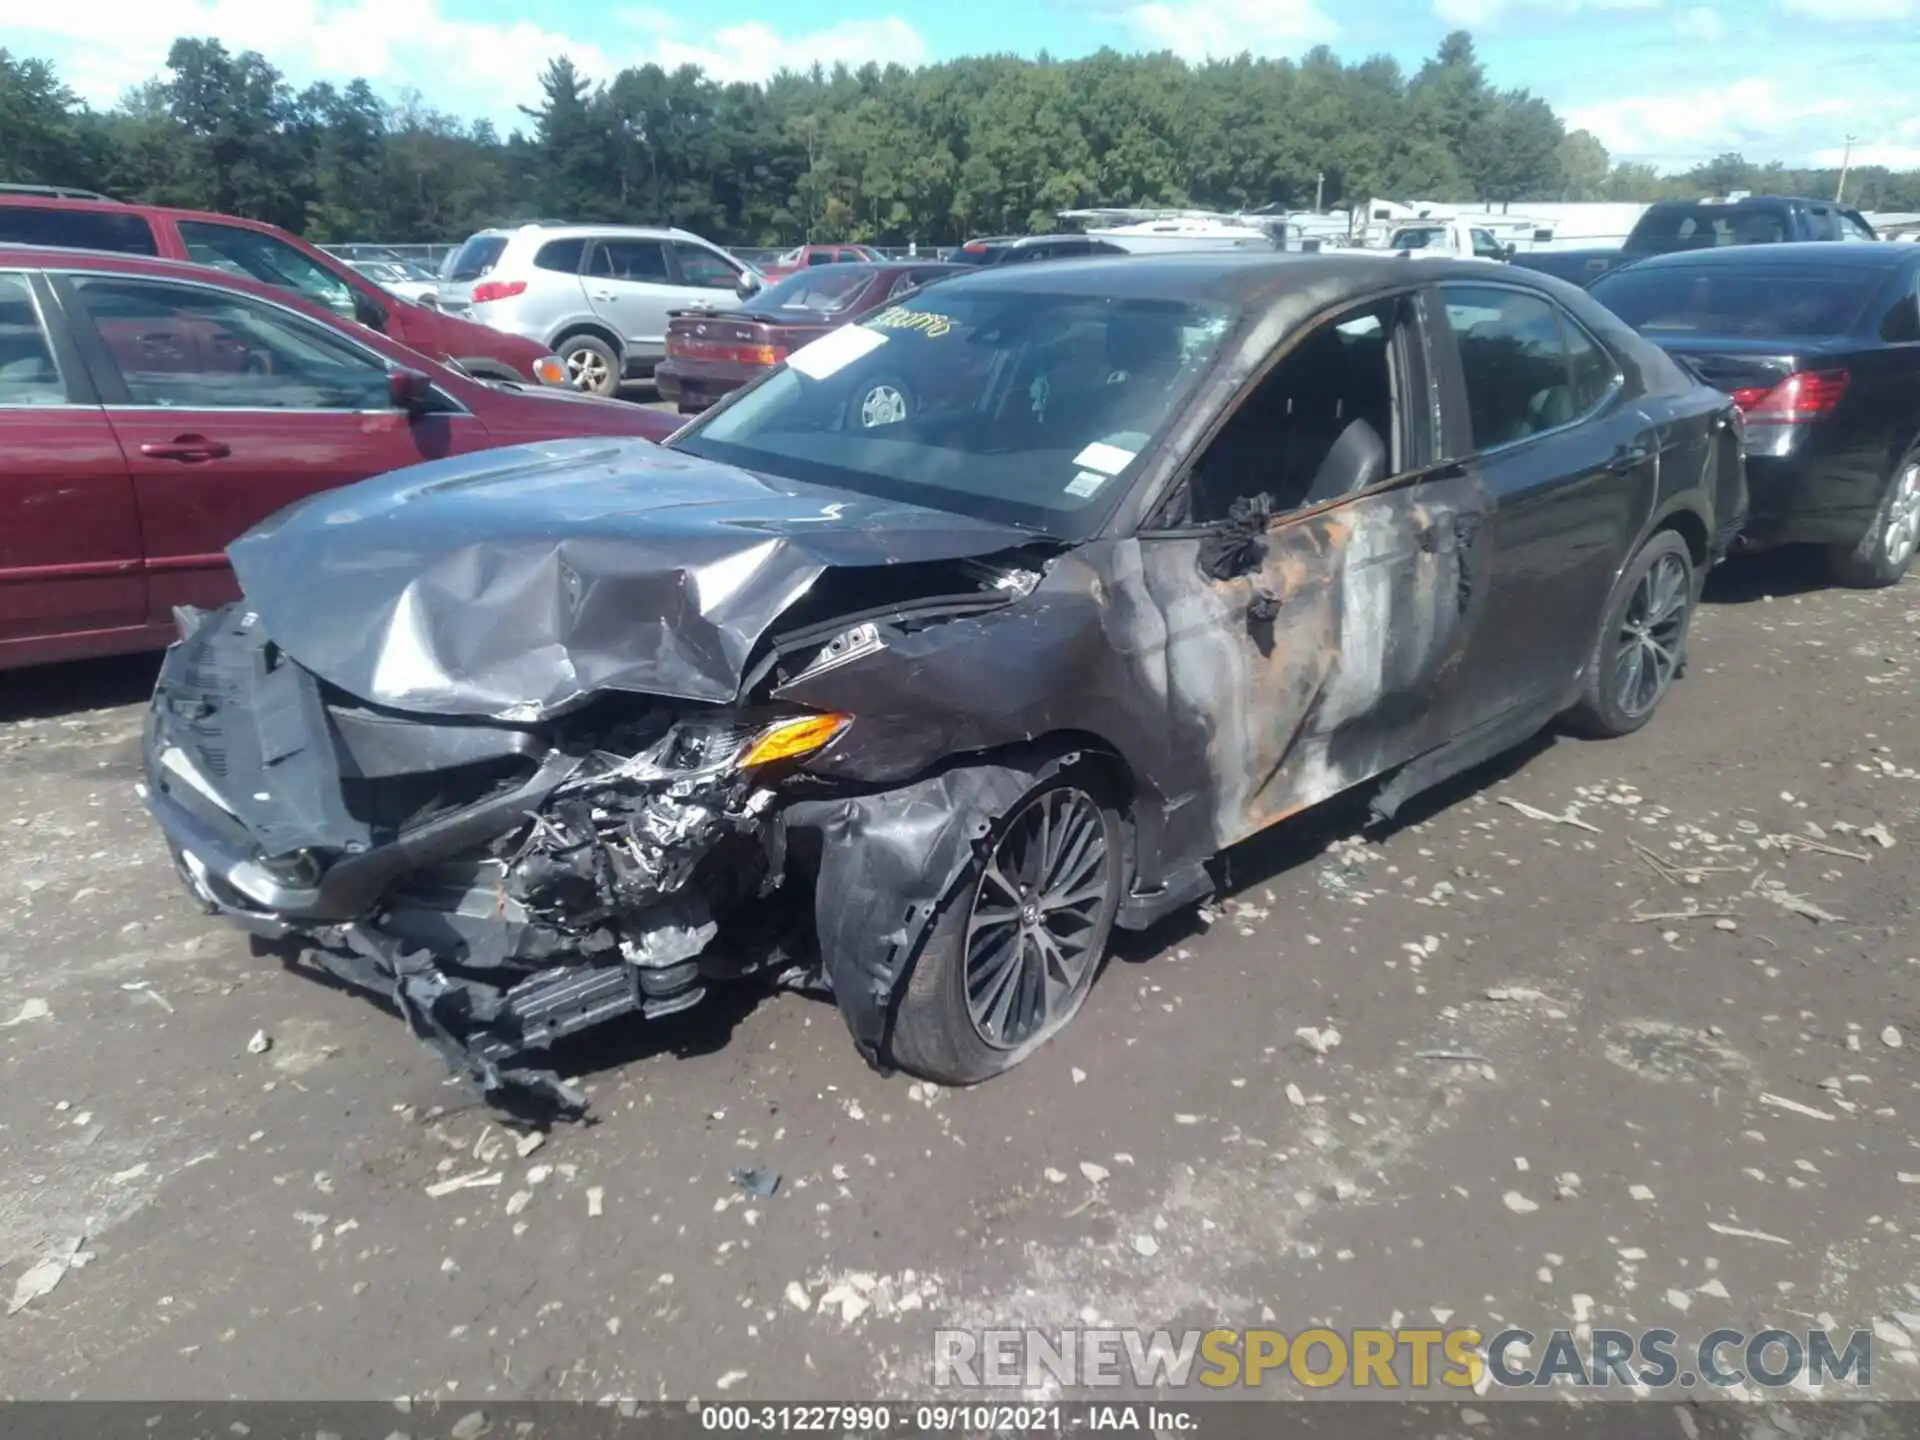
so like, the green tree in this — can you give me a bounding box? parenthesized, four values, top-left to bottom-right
(0, 49, 83, 185)
(8, 29, 1920, 251)
(1555, 129, 1610, 200)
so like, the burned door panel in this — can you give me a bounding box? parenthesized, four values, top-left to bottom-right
(1137, 468, 1486, 854)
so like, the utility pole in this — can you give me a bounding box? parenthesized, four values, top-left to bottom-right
(1836, 134, 1857, 204)
(1315, 171, 1325, 212)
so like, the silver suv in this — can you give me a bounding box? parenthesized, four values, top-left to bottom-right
(436, 224, 759, 395)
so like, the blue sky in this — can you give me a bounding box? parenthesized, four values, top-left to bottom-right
(8, 0, 1919, 172)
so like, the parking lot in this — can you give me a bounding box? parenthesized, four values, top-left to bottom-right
(3, 549, 1917, 1401)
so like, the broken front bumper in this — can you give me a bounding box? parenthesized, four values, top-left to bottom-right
(142, 606, 1081, 1113)
(141, 606, 790, 1111)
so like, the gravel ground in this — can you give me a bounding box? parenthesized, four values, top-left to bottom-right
(2, 549, 1917, 1408)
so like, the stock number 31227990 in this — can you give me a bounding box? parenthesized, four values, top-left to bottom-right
(700, 1404, 1066, 1432)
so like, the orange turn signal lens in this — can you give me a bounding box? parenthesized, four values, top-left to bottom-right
(739, 712, 851, 768)
(532, 355, 567, 386)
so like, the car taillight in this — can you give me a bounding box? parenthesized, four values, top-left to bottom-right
(668, 338, 788, 366)
(471, 279, 527, 305)
(1728, 368, 1849, 422)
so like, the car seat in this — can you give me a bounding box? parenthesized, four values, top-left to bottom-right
(1296, 417, 1388, 507)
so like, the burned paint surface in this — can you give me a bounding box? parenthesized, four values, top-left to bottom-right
(1136, 473, 1486, 851)
(139, 252, 1741, 1111)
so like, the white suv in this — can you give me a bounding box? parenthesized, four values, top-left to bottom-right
(436, 224, 760, 395)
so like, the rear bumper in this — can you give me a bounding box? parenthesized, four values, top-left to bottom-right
(1740, 453, 1885, 547)
(654, 358, 754, 409)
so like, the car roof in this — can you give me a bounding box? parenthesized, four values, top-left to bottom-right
(0, 192, 289, 234)
(918, 250, 1561, 307)
(487, 223, 711, 245)
(1601, 242, 1917, 275)
(0, 243, 413, 332)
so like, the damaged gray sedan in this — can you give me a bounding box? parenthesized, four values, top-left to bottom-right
(142, 253, 1745, 1111)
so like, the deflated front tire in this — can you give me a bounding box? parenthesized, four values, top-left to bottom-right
(888, 767, 1125, 1085)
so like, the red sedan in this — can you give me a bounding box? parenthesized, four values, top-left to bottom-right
(0, 245, 679, 671)
(655, 260, 963, 413)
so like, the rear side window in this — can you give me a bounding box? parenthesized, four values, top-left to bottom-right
(1838, 212, 1877, 243)
(588, 239, 669, 282)
(1562, 312, 1618, 413)
(1442, 286, 1600, 449)
(1635, 205, 1787, 249)
(1590, 265, 1883, 339)
(1880, 285, 1920, 344)
(446, 235, 507, 282)
(533, 237, 586, 274)
(0, 205, 159, 256)
(0, 273, 66, 405)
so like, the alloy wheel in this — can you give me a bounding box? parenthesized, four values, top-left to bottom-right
(565, 347, 612, 394)
(1611, 551, 1690, 720)
(1881, 462, 1920, 570)
(963, 787, 1113, 1050)
(858, 383, 908, 427)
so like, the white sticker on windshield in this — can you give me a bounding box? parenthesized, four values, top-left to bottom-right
(1065, 470, 1110, 498)
(1073, 441, 1137, 475)
(787, 324, 887, 379)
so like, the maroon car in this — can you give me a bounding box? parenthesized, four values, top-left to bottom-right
(757, 242, 886, 281)
(0, 195, 568, 386)
(654, 261, 962, 413)
(0, 244, 678, 670)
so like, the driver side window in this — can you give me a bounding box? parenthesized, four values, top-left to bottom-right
(1163, 295, 1413, 528)
(673, 241, 741, 289)
(176, 221, 356, 319)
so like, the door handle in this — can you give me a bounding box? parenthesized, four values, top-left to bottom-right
(141, 436, 231, 463)
(1607, 444, 1652, 473)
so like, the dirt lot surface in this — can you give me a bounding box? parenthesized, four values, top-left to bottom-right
(3, 551, 1918, 1409)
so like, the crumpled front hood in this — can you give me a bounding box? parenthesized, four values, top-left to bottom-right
(227, 437, 1031, 720)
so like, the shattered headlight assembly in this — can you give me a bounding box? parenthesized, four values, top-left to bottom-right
(651, 711, 852, 779)
(738, 711, 852, 770)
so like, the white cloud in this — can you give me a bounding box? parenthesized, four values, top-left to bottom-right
(617, 12, 927, 81)
(1434, 0, 1659, 26)
(1672, 5, 1728, 39)
(1, 0, 927, 126)
(1779, 0, 1914, 16)
(1566, 76, 1859, 164)
(1120, 0, 1337, 61)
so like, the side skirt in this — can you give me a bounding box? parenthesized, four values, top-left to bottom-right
(1367, 694, 1567, 827)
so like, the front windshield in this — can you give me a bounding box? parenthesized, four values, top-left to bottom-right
(673, 289, 1235, 537)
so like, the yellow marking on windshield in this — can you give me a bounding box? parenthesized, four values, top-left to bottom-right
(868, 306, 953, 338)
